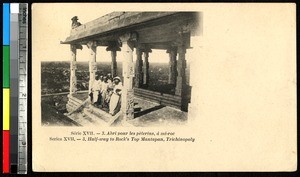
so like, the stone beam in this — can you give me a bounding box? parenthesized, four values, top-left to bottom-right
(63, 12, 178, 43)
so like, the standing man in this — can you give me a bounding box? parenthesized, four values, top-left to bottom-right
(106, 73, 114, 104)
(101, 76, 109, 108)
(90, 75, 101, 105)
(109, 77, 122, 116)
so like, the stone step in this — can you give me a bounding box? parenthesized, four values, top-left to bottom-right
(66, 101, 82, 113)
(66, 104, 78, 113)
(66, 97, 123, 126)
(68, 98, 82, 106)
(83, 104, 123, 126)
(67, 113, 91, 127)
(87, 105, 111, 122)
(67, 110, 107, 127)
(68, 95, 84, 105)
(66, 104, 73, 112)
(83, 109, 111, 126)
(108, 111, 123, 126)
(67, 101, 80, 108)
(67, 101, 79, 107)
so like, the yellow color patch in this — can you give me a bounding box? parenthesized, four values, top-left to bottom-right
(3, 89, 10, 130)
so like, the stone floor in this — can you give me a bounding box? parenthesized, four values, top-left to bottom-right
(130, 98, 187, 127)
(73, 92, 187, 127)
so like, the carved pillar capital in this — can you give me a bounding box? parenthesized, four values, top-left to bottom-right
(86, 41, 97, 49)
(119, 32, 138, 50)
(143, 52, 149, 59)
(70, 44, 83, 52)
(106, 46, 121, 52)
(70, 45, 76, 53)
(136, 47, 143, 55)
(106, 42, 121, 52)
(172, 25, 190, 49)
(166, 47, 177, 55)
(119, 32, 138, 43)
(178, 22, 194, 34)
(143, 48, 152, 53)
(171, 38, 186, 48)
(136, 43, 152, 53)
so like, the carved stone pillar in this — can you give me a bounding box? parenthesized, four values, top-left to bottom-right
(119, 32, 137, 120)
(175, 45, 187, 96)
(70, 45, 77, 95)
(175, 32, 187, 96)
(167, 47, 177, 85)
(135, 48, 143, 88)
(87, 41, 97, 92)
(106, 44, 121, 78)
(142, 49, 151, 87)
(111, 51, 117, 77)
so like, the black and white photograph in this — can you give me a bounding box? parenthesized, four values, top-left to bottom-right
(40, 11, 201, 127)
(32, 3, 296, 172)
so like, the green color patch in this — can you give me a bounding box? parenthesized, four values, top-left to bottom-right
(3, 46, 10, 88)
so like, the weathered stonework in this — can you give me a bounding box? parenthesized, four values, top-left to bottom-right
(119, 32, 137, 120)
(135, 48, 143, 88)
(87, 41, 97, 92)
(167, 47, 177, 85)
(142, 51, 150, 86)
(69, 44, 82, 94)
(106, 44, 121, 78)
(61, 12, 200, 117)
(175, 45, 187, 96)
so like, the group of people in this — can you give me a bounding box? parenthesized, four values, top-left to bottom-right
(89, 73, 122, 116)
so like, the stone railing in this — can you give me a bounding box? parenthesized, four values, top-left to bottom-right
(134, 87, 183, 110)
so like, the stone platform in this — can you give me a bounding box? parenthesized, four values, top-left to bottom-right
(66, 92, 187, 127)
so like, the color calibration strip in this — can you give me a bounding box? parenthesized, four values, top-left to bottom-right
(10, 3, 21, 173)
(3, 3, 11, 174)
(3, 3, 28, 174)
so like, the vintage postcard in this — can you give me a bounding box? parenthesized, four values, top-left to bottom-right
(32, 3, 296, 171)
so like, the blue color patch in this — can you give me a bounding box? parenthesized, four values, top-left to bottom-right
(3, 3, 10, 45)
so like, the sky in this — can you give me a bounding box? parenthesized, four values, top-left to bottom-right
(32, 3, 186, 63)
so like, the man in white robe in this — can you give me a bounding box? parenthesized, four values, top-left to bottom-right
(100, 76, 109, 108)
(91, 76, 102, 105)
(106, 74, 114, 104)
(109, 77, 122, 115)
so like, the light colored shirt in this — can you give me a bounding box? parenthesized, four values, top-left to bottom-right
(113, 83, 122, 95)
(92, 80, 101, 91)
(101, 82, 108, 92)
